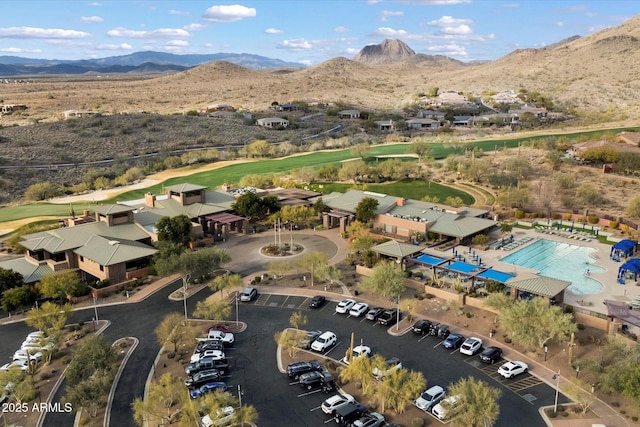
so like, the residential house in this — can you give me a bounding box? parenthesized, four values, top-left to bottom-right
(256, 117, 289, 128)
(375, 120, 394, 131)
(617, 132, 640, 146)
(1, 104, 28, 115)
(337, 110, 361, 119)
(277, 103, 300, 112)
(406, 118, 440, 130)
(63, 110, 99, 119)
(207, 103, 236, 112)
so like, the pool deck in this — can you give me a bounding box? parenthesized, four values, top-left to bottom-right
(432, 228, 640, 317)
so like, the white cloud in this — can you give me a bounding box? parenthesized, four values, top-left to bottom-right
(0, 47, 42, 54)
(184, 23, 205, 31)
(170, 9, 190, 16)
(88, 2, 101, 6)
(202, 5, 256, 22)
(556, 21, 564, 27)
(334, 26, 349, 33)
(426, 43, 467, 55)
(0, 26, 91, 39)
(106, 27, 190, 39)
(375, 27, 408, 37)
(80, 16, 103, 23)
(166, 39, 189, 47)
(345, 47, 359, 54)
(265, 28, 283, 34)
(278, 38, 313, 51)
(381, 10, 404, 22)
(588, 24, 608, 33)
(96, 43, 133, 51)
(503, 3, 519, 8)
(427, 16, 474, 35)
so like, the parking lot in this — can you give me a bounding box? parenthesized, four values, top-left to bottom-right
(238, 294, 567, 426)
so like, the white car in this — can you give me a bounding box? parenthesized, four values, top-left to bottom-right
(415, 385, 446, 412)
(372, 357, 402, 380)
(0, 359, 31, 372)
(13, 349, 43, 363)
(335, 299, 356, 314)
(340, 345, 372, 365)
(206, 330, 234, 345)
(20, 340, 55, 352)
(310, 331, 337, 352)
(432, 394, 461, 420)
(460, 337, 483, 356)
(498, 361, 529, 379)
(321, 393, 355, 415)
(352, 412, 385, 427)
(190, 349, 225, 364)
(349, 302, 369, 317)
(25, 331, 46, 341)
(201, 405, 235, 427)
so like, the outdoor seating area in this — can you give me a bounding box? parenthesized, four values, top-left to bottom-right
(499, 236, 534, 251)
(534, 226, 592, 242)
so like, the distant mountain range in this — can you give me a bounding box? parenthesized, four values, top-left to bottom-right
(0, 51, 305, 75)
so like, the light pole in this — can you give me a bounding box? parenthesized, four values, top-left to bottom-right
(182, 273, 191, 322)
(395, 296, 400, 332)
(93, 294, 99, 331)
(235, 291, 239, 325)
(552, 369, 561, 413)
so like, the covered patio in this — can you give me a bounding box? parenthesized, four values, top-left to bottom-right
(201, 212, 250, 239)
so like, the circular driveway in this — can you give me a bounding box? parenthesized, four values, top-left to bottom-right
(218, 231, 341, 277)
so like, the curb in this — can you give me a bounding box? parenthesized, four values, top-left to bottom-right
(103, 337, 139, 427)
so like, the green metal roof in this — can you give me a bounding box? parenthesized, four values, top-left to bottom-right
(94, 204, 135, 215)
(371, 240, 425, 258)
(0, 258, 54, 283)
(165, 183, 207, 193)
(73, 235, 156, 266)
(506, 272, 571, 297)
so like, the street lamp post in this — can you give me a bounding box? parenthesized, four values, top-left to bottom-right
(552, 369, 561, 413)
(395, 296, 400, 332)
(93, 294, 99, 331)
(183, 273, 191, 322)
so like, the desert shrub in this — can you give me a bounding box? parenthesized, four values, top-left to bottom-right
(609, 221, 619, 229)
(587, 215, 599, 224)
(411, 418, 425, 427)
(564, 305, 574, 314)
(515, 210, 524, 219)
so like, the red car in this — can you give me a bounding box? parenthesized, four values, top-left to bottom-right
(206, 325, 233, 334)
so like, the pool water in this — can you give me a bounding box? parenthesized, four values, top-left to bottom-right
(500, 239, 604, 295)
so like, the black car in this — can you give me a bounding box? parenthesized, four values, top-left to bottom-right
(309, 295, 326, 309)
(185, 368, 222, 389)
(299, 330, 323, 350)
(195, 340, 224, 354)
(299, 371, 335, 392)
(286, 361, 322, 379)
(186, 356, 229, 376)
(428, 321, 441, 336)
(334, 402, 367, 426)
(365, 307, 385, 321)
(377, 308, 402, 326)
(412, 319, 431, 335)
(437, 324, 450, 339)
(479, 346, 503, 364)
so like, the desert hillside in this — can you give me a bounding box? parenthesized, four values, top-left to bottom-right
(1, 14, 640, 123)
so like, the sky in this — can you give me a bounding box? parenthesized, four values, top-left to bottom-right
(0, 1, 637, 66)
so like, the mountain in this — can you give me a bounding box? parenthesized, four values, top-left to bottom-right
(0, 51, 305, 76)
(352, 39, 417, 64)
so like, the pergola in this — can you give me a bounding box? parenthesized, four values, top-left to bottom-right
(202, 212, 250, 237)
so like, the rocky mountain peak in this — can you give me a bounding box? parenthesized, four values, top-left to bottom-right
(352, 39, 416, 64)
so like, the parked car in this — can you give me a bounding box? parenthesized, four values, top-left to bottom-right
(20, 340, 55, 352)
(195, 340, 225, 354)
(340, 345, 371, 365)
(349, 302, 370, 317)
(442, 333, 464, 349)
(372, 357, 402, 380)
(207, 324, 233, 334)
(298, 371, 335, 391)
(189, 381, 227, 399)
(377, 308, 401, 326)
(415, 385, 446, 412)
(479, 346, 503, 364)
(460, 337, 483, 356)
(240, 287, 258, 302)
(310, 331, 337, 352)
(201, 406, 235, 427)
(309, 295, 326, 308)
(298, 330, 323, 350)
(286, 361, 322, 379)
(335, 299, 356, 314)
(12, 349, 43, 363)
(186, 356, 228, 376)
(498, 361, 529, 379)
(190, 349, 225, 364)
(321, 393, 356, 415)
(0, 359, 30, 372)
(352, 412, 385, 427)
(185, 369, 223, 389)
(432, 394, 461, 420)
(206, 330, 234, 346)
(334, 402, 367, 426)
(428, 321, 441, 336)
(0, 382, 16, 406)
(412, 319, 431, 335)
(437, 324, 450, 339)
(365, 307, 385, 321)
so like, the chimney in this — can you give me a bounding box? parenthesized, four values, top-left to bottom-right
(396, 197, 405, 207)
(144, 192, 156, 208)
(83, 209, 90, 217)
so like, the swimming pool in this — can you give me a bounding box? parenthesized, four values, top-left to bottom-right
(500, 239, 604, 295)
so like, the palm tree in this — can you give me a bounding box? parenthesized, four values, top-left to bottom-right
(448, 376, 501, 427)
(372, 368, 426, 413)
(339, 355, 377, 396)
(210, 273, 243, 299)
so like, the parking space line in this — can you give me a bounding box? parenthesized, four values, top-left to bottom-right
(323, 341, 342, 356)
(298, 389, 323, 398)
(310, 406, 322, 412)
(509, 376, 544, 392)
(298, 298, 311, 310)
(281, 295, 290, 307)
(418, 334, 429, 343)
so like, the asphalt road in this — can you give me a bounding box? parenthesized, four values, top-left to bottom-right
(1, 288, 568, 426)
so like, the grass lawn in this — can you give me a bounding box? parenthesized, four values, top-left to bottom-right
(306, 179, 473, 205)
